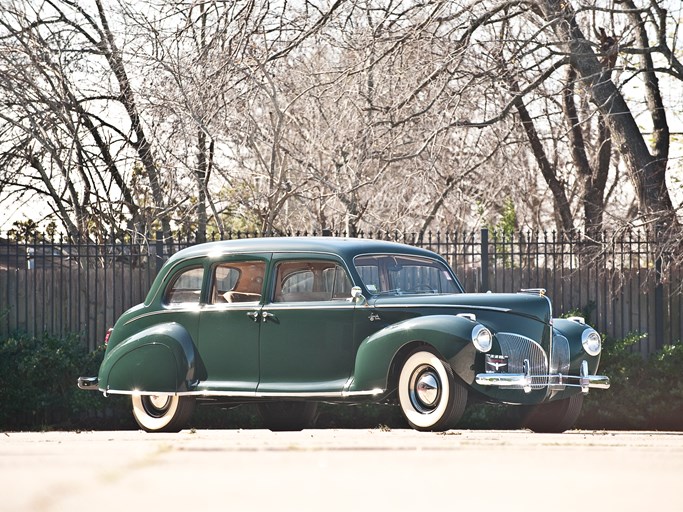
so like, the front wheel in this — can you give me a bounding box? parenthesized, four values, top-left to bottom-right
(131, 394, 196, 432)
(398, 349, 467, 431)
(523, 394, 584, 433)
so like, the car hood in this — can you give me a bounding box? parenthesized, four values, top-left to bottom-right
(369, 292, 552, 326)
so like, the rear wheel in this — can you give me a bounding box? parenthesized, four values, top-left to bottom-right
(398, 348, 467, 431)
(257, 401, 319, 431)
(131, 394, 196, 432)
(523, 394, 584, 433)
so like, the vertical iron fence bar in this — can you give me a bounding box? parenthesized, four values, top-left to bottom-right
(83, 235, 89, 347)
(609, 233, 614, 338)
(155, 231, 164, 276)
(480, 228, 489, 292)
(638, 231, 644, 343)
(49, 236, 54, 335)
(119, 234, 125, 335)
(619, 233, 631, 346)
(520, 231, 524, 290)
(655, 237, 664, 350)
(94, 237, 99, 351)
(538, 232, 544, 299)
(599, 231, 605, 334)
(569, 233, 575, 322)
(577, 233, 583, 313)
(31, 234, 37, 336)
(65, 236, 70, 339)
(58, 237, 64, 337)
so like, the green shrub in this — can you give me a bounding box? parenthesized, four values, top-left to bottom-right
(0, 333, 132, 431)
(579, 333, 683, 430)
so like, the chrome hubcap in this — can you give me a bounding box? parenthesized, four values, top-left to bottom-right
(409, 365, 441, 413)
(149, 395, 170, 409)
(416, 372, 439, 406)
(143, 395, 172, 417)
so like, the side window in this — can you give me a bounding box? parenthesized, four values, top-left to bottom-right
(212, 261, 266, 304)
(165, 267, 204, 305)
(274, 260, 353, 302)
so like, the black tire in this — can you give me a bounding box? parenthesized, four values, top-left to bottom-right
(397, 348, 467, 432)
(523, 394, 584, 433)
(131, 394, 196, 432)
(257, 401, 319, 431)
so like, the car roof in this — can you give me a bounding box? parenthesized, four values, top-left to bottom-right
(166, 236, 442, 264)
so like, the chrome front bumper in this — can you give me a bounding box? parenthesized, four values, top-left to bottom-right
(476, 360, 610, 394)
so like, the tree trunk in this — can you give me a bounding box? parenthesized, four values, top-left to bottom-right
(95, 0, 171, 240)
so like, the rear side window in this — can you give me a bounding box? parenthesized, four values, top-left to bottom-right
(164, 267, 204, 305)
(273, 260, 353, 302)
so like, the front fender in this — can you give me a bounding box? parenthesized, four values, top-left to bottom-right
(349, 315, 478, 393)
(553, 318, 602, 373)
(98, 322, 197, 393)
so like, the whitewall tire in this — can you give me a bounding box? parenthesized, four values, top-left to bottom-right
(131, 394, 195, 432)
(398, 348, 467, 431)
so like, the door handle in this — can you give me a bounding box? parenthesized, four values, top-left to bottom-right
(246, 311, 260, 322)
(261, 311, 275, 322)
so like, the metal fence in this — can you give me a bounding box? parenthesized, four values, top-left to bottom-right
(0, 229, 680, 355)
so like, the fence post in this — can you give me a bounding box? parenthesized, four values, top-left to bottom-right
(655, 255, 665, 349)
(155, 231, 164, 276)
(481, 228, 489, 292)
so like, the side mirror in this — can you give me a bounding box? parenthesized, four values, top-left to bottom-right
(351, 286, 366, 305)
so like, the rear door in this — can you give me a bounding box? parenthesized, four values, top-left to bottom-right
(257, 254, 356, 394)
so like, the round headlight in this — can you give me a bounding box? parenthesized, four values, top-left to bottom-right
(582, 329, 602, 356)
(471, 324, 493, 353)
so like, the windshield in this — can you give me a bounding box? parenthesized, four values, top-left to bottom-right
(353, 254, 462, 295)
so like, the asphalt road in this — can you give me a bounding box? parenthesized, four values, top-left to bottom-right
(2, 429, 682, 512)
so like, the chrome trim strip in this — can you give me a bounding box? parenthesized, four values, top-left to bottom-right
(372, 304, 511, 313)
(97, 388, 385, 398)
(125, 303, 356, 325)
(124, 309, 195, 325)
(263, 304, 356, 310)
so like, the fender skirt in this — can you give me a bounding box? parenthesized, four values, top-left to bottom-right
(98, 322, 197, 393)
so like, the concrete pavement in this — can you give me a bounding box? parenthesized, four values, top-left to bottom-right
(2, 429, 682, 511)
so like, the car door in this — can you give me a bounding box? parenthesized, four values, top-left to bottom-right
(257, 254, 356, 394)
(195, 254, 270, 392)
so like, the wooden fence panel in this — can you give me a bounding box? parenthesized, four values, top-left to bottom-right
(0, 266, 153, 350)
(0, 232, 680, 354)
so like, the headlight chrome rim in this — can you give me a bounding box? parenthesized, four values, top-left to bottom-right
(471, 324, 493, 353)
(581, 329, 602, 356)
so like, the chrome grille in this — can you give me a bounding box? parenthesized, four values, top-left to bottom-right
(549, 333, 570, 388)
(496, 332, 548, 389)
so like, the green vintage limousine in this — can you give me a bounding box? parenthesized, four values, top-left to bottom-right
(78, 237, 609, 432)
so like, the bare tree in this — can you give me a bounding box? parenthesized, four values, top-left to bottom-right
(0, 1, 149, 239)
(538, 0, 680, 233)
(1, 0, 680, 244)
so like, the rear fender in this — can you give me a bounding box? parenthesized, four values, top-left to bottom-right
(98, 322, 197, 393)
(349, 315, 478, 393)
